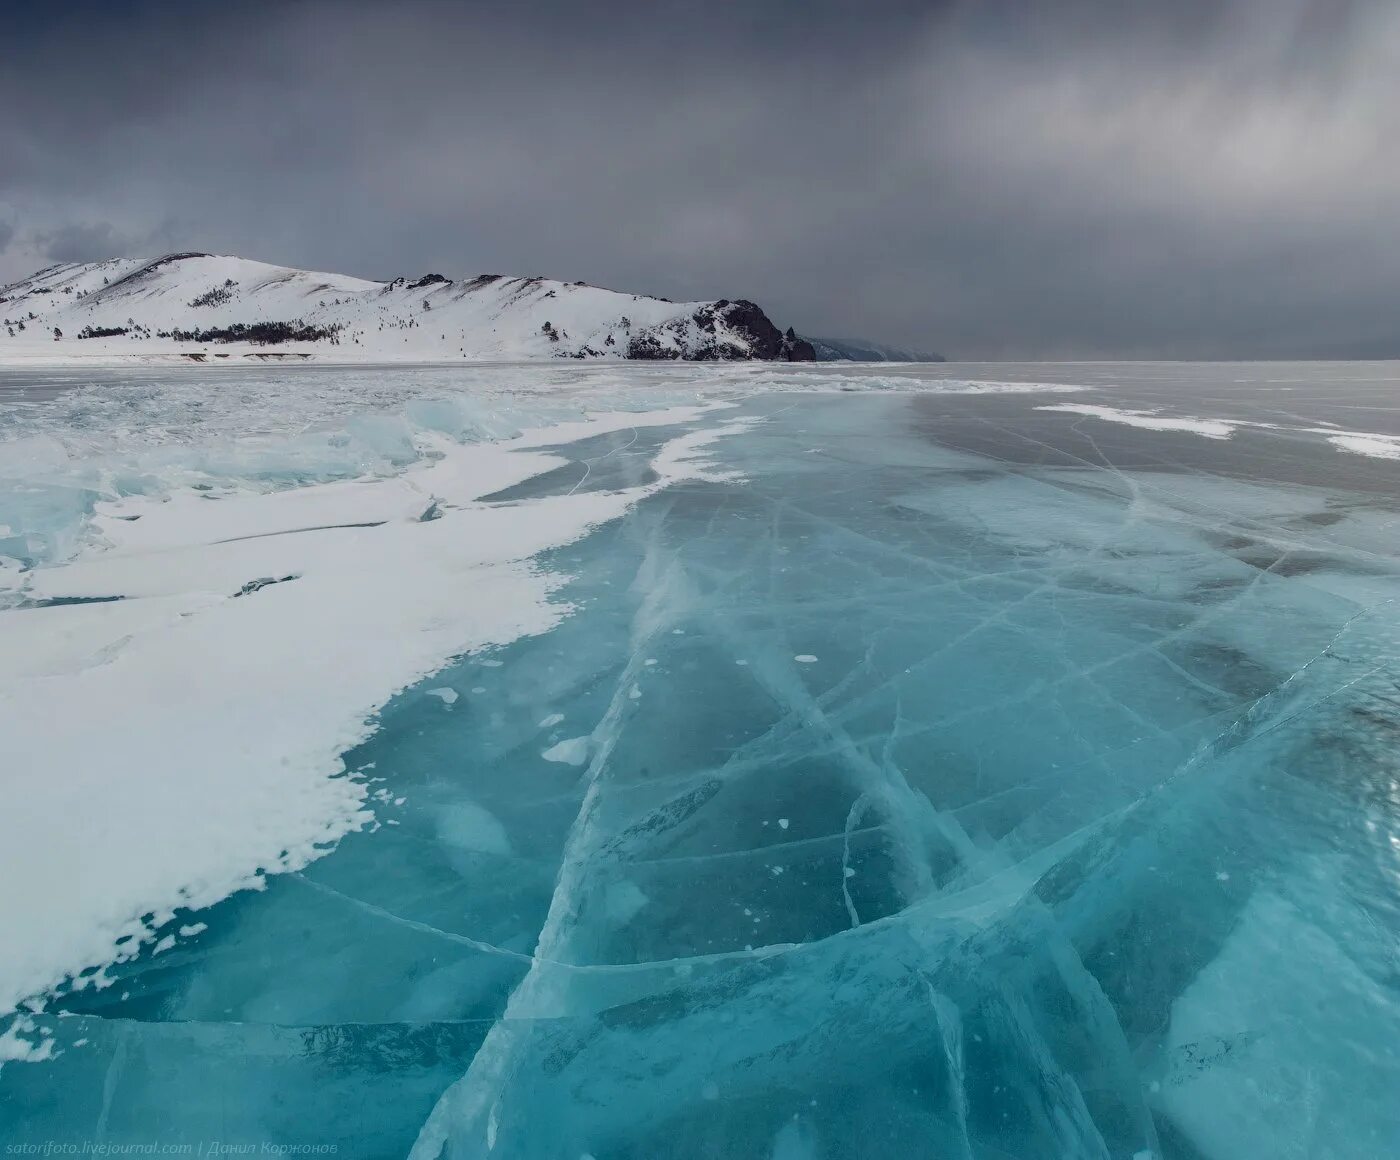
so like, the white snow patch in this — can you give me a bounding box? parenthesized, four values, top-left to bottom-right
(1316, 431, 1400, 460)
(426, 687, 459, 705)
(930, 380, 1086, 394)
(1037, 403, 1237, 439)
(794, 654, 819, 664)
(538, 713, 565, 728)
(0, 1016, 55, 1067)
(0, 402, 742, 1017)
(542, 737, 592, 766)
(1034, 403, 1400, 459)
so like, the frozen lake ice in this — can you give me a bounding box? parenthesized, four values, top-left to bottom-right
(3, 361, 1400, 1158)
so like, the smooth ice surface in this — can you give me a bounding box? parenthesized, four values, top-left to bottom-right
(4, 361, 1400, 1159)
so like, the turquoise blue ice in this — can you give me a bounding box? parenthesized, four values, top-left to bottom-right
(3, 365, 1400, 1158)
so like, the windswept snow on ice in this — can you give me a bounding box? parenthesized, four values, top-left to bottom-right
(1038, 401, 1400, 462)
(1311, 429, 1400, 460)
(739, 370, 1087, 394)
(1037, 402, 1240, 438)
(0, 398, 748, 1021)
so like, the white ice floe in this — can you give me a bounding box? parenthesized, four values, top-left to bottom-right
(0, 401, 744, 1018)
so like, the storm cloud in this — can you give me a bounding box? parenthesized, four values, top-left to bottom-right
(2, 0, 1397, 357)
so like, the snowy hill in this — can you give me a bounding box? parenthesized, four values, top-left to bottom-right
(0, 253, 816, 364)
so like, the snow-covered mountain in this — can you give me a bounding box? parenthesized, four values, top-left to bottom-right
(0, 253, 816, 364)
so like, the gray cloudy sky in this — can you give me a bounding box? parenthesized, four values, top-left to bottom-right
(2, 0, 1398, 358)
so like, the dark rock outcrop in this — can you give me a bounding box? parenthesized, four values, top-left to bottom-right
(782, 326, 817, 361)
(692, 300, 815, 362)
(614, 299, 814, 361)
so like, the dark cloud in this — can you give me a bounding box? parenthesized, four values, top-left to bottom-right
(0, 218, 13, 255)
(32, 221, 129, 265)
(1, 0, 1397, 357)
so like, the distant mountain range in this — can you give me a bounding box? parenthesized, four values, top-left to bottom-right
(808, 337, 945, 363)
(0, 253, 819, 364)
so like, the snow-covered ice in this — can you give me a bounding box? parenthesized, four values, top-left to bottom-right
(0, 386, 740, 1019)
(1038, 400, 1400, 460)
(1037, 401, 1240, 438)
(3, 360, 1400, 1159)
(1313, 429, 1400, 459)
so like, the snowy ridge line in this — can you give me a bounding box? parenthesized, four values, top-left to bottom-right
(0, 252, 815, 364)
(0, 402, 750, 1032)
(1039, 400, 1400, 459)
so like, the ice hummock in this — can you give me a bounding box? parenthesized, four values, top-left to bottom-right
(3, 369, 1400, 1159)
